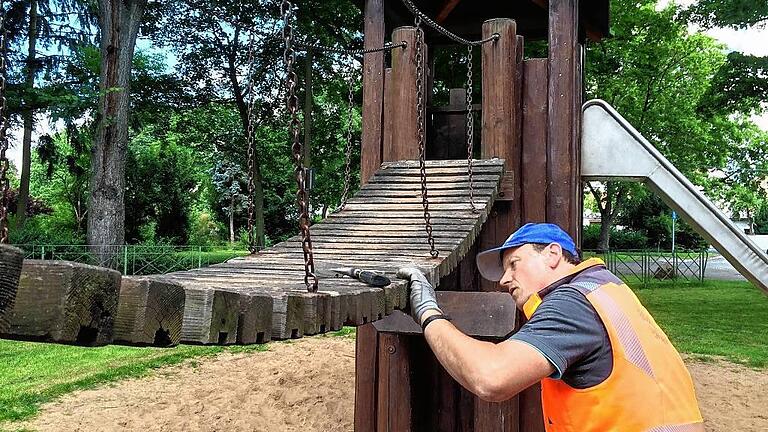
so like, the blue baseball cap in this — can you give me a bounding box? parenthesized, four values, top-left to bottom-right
(476, 223, 578, 281)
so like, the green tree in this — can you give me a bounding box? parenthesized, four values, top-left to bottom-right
(585, 0, 763, 249)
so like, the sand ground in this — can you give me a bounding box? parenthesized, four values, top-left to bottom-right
(9, 336, 768, 432)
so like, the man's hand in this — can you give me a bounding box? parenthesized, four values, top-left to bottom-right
(397, 267, 443, 324)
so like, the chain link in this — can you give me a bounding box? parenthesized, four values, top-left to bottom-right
(0, 9, 10, 244)
(465, 45, 477, 213)
(414, 17, 438, 258)
(339, 68, 355, 208)
(295, 40, 406, 56)
(245, 29, 259, 254)
(282, 0, 319, 292)
(400, 0, 499, 47)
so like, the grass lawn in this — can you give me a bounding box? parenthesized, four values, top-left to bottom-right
(632, 279, 768, 368)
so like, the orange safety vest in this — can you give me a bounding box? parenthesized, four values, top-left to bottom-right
(522, 259, 704, 432)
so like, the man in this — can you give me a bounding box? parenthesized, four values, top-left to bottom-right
(398, 222, 703, 432)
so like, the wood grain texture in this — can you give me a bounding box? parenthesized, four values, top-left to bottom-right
(387, 27, 423, 162)
(0, 244, 23, 334)
(114, 276, 186, 346)
(354, 323, 378, 432)
(522, 58, 548, 223)
(361, 0, 386, 184)
(160, 159, 504, 344)
(547, 0, 582, 239)
(5, 260, 120, 346)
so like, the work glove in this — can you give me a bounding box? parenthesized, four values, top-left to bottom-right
(397, 267, 443, 324)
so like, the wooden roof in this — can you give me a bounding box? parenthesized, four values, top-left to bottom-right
(353, 0, 610, 43)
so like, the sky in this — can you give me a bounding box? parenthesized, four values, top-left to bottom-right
(6, 1, 768, 168)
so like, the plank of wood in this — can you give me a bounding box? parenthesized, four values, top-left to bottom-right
(519, 382, 545, 432)
(374, 164, 505, 176)
(380, 159, 504, 169)
(547, 0, 582, 239)
(369, 174, 502, 184)
(0, 245, 23, 333)
(361, 0, 385, 184)
(4, 260, 121, 346)
(377, 333, 412, 431)
(382, 67, 393, 172)
(322, 216, 482, 226)
(354, 323, 378, 432)
(522, 58, 548, 223)
(372, 292, 516, 338)
(114, 276, 186, 346)
(474, 397, 519, 432)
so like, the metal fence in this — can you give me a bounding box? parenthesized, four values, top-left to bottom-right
(588, 249, 709, 286)
(12, 244, 252, 276)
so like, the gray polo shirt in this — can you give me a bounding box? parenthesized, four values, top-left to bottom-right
(510, 266, 619, 389)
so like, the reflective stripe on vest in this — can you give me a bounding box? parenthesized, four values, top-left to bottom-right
(538, 273, 704, 432)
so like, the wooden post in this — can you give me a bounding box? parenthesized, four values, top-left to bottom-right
(478, 18, 521, 292)
(377, 333, 412, 431)
(354, 323, 379, 431)
(386, 26, 423, 162)
(382, 68, 393, 157)
(547, 0, 583, 241)
(522, 59, 548, 223)
(361, 0, 385, 184)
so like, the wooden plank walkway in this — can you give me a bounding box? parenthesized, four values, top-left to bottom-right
(161, 159, 505, 343)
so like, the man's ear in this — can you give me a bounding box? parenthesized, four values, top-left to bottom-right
(545, 243, 563, 269)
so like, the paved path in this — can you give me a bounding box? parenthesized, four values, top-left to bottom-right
(704, 255, 747, 281)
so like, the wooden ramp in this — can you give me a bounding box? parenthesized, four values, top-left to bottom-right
(161, 159, 505, 343)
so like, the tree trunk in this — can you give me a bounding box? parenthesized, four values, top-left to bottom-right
(229, 195, 235, 244)
(16, 0, 38, 229)
(227, 31, 265, 249)
(88, 0, 147, 265)
(597, 218, 612, 252)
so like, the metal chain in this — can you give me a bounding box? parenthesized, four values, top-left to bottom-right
(466, 45, 477, 213)
(0, 8, 9, 244)
(282, 0, 318, 292)
(400, 0, 499, 47)
(295, 41, 407, 56)
(339, 68, 355, 208)
(245, 29, 259, 254)
(414, 17, 438, 258)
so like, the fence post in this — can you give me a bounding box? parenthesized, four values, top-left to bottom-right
(40, 245, 45, 260)
(198, 246, 202, 269)
(123, 245, 129, 275)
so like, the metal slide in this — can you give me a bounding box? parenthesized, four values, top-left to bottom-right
(581, 99, 768, 294)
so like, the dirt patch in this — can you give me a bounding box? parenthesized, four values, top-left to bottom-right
(9, 337, 768, 432)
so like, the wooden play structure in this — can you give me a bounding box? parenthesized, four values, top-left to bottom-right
(351, 0, 608, 430)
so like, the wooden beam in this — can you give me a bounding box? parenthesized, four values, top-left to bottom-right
(547, 0, 582, 241)
(387, 26, 424, 161)
(436, 0, 463, 23)
(361, 0, 385, 184)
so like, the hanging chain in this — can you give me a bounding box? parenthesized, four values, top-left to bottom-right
(339, 68, 355, 208)
(0, 9, 10, 244)
(414, 17, 438, 258)
(295, 40, 407, 56)
(282, 0, 318, 292)
(245, 29, 259, 254)
(465, 45, 477, 213)
(400, 0, 499, 46)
